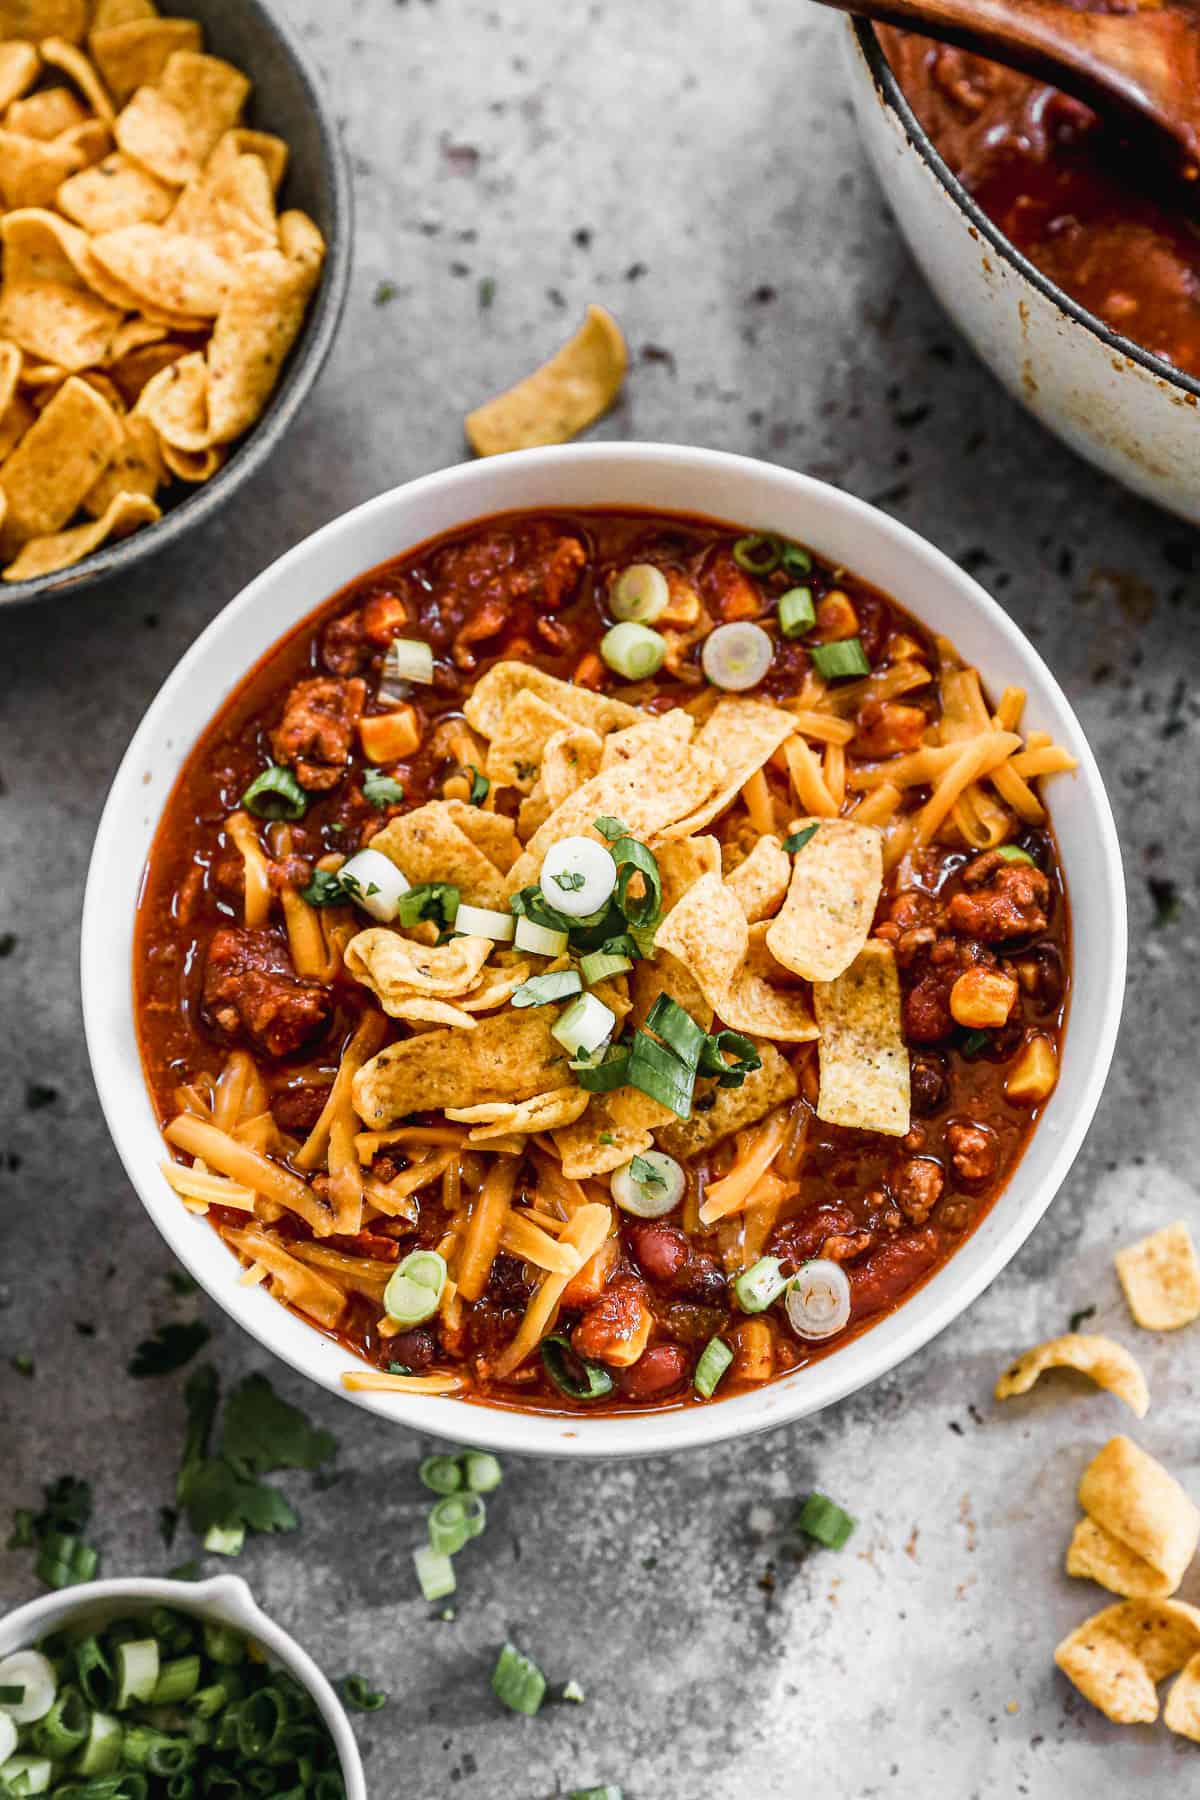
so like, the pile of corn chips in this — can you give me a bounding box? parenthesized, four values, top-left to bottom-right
(0, 0, 325, 582)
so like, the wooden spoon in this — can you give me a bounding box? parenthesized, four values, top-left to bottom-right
(816, 0, 1200, 173)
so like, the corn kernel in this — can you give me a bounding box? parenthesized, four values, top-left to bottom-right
(359, 704, 420, 763)
(950, 967, 1018, 1029)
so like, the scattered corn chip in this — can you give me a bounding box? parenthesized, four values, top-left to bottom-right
(995, 1333, 1149, 1416)
(1115, 1220, 1200, 1332)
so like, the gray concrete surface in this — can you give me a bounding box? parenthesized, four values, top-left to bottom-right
(3, 0, 1199, 1794)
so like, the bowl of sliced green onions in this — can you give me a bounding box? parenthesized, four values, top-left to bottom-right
(0, 1575, 365, 1800)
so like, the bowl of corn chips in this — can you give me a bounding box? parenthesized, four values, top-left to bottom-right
(0, 0, 351, 601)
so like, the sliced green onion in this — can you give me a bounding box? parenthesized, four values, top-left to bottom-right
(454, 901, 515, 942)
(513, 915, 569, 956)
(418, 1455, 462, 1496)
(396, 881, 460, 928)
(731, 533, 780, 575)
(611, 1151, 684, 1218)
(382, 638, 435, 685)
(571, 1044, 630, 1092)
(592, 816, 629, 842)
(777, 586, 816, 637)
(0, 1690, 20, 1708)
(693, 1336, 733, 1399)
(151, 1656, 201, 1706)
(461, 1450, 503, 1493)
(35, 1530, 99, 1589)
(31, 1683, 88, 1758)
(570, 1790, 624, 1800)
(552, 992, 616, 1057)
(579, 945, 633, 984)
(201, 1624, 244, 1666)
(626, 1030, 694, 1118)
(511, 969, 582, 1009)
(780, 541, 813, 577)
(609, 836, 662, 930)
(300, 867, 346, 906)
(467, 765, 490, 806)
(362, 769, 405, 809)
(542, 836, 618, 918)
(124, 1723, 195, 1775)
(0, 1653, 56, 1725)
(72, 1637, 115, 1711)
(960, 1029, 990, 1057)
(561, 1679, 586, 1704)
(115, 1641, 159, 1709)
(413, 1544, 456, 1602)
(644, 992, 706, 1069)
(240, 764, 307, 821)
(0, 1754, 53, 1795)
(698, 1028, 762, 1088)
(341, 1675, 387, 1712)
(701, 621, 772, 692)
(733, 1256, 788, 1314)
(796, 1491, 857, 1549)
(785, 1259, 851, 1340)
(611, 563, 670, 623)
(337, 847, 410, 923)
(383, 1249, 447, 1326)
(492, 1643, 546, 1717)
(0, 1718, 14, 1769)
(600, 620, 666, 680)
(810, 637, 870, 680)
(202, 1523, 245, 1557)
(782, 823, 819, 854)
(540, 1335, 614, 1401)
(996, 844, 1035, 865)
(428, 1494, 486, 1556)
(509, 883, 575, 934)
(75, 1711, 123, 1778)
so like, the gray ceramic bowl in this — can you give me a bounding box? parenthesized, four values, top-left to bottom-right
(1, 0, 352, 608)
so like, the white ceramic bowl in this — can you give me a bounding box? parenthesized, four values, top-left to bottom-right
(82, 443, 1126, 1459)
(842, 19, 1200, 526)
(0, 1575, 365, 1800)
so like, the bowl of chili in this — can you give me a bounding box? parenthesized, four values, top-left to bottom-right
(81, 442, 1126, 1458)
(842, 17, 1200, 527)
(0, 1574, 366, 1799)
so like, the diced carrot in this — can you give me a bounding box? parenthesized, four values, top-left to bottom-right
(573, 651, 605, 689)
(359, 706, 420, 762)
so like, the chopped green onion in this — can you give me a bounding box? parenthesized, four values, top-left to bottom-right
(780, 541, 813, 577)
(382, 638, 435, 685)
(698, 1028, 761, 1088)
(542, 836, 618, 918)
(996, 844, 1035, 865)
(796, 1491, 857, 1549)
(413, 1545, 456, 1601)
(0, 1754, 53, 1795)
(461, 1450, 503, 1493)
(513, 915, 569, 956)
(644, 992, 706, 1069)
(600, 620, 666, 680)
(777, 586, 816, 637)
(454, 901, 515, 942)
(341, 1675, 387, 1712)
(731, 533, 780, 575)
(701, 621, 773, 692)
(31, 1683, 89, 1758)
(0, 1688, 23, 1706)
(592, 816, 630, 842)
(300, 867, 345, 906)
(509, 884, 575, 934)
(611, 563, 670, 623)
(571, 1044, 631, 1092)
(579, 945, 633, 984)
(570, 1789, 623, 1800)
(466, 765, 490, 805)
(491, 1643, 547, 1717)
(540, 1335, 614, 1401)
(511, 969, 582, 1009)
(418, 1455, 462, 1496)
(785, 1259, 851, 1340)
(552, 992, 616, 1058)
(115, 1641, 159, 1709)
(733, 1256, 788, 1314)
(150, 1656, 201, 1706)
(337, 847, 410, 923)
(0, 1718, 15, 1770)
(960, 1029, 990, 1057)
(35, 1531, 98, 1589)
(75, 1710, 123, 1777)
(810, 637, 870, 680)
(611, 1151, 684, 1219)
(72, 1636, 115, 1711)
(693, 1336, 733, 1399)
(362, 769, 405, 809)
(609, 836, 662, 931)
(383, 1250, 447, 1327)
(625, 1030, 694, 1118)
(396, 881, 460, 928)
(782, 824, 819, 854)
(561, 1679, 586, 1704)
(428, 1493, 486, 1556)
(0, 1653, 55, 1725)
(239, 764, 307, 821)
(200, 1624, 244, 1666)
(202, 1523, 245, 1557)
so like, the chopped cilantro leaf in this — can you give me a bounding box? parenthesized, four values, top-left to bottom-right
(397, 882, 460, 928)
(129, 1319, 211, 1378)
(1069, 1305, 1096, 1334)
(167, 1269, 199, 1296)
(341, 1675, 388, 1712)
(629, 1154, 666, 1189)
(597, 1131, 615, 1146)
(363, 769, 405, 810)
(552, 870, 586, 892)
(301, 867, 346, 906)
(467, 765, 490, 806)
(783, 824, 819, 855)
(222, 1373, 337, 1477)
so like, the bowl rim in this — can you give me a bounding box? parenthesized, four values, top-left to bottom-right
(850, 16, 1200, 405)
(81, 440, 1127, 1460)
(0, 1573, 365, 1799)
(0, 0, 354, 611)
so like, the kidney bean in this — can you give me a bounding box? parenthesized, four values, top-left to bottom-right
(909, 1053, 949, 1116)
(849, 1227, 940, 1322)
(616, 1343, 689, 1400)
(385, 1327, 435, 1371)
(627, 1222, 691, 1287)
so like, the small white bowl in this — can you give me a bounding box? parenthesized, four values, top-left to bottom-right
(0, 1575, 365, 1800)
(82, 442, 1126, 1460)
